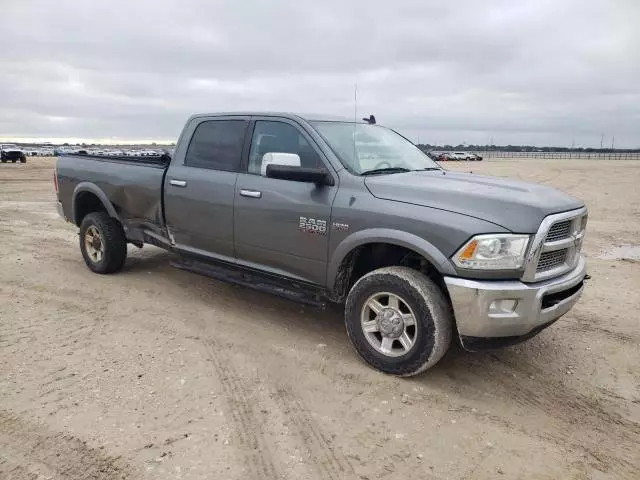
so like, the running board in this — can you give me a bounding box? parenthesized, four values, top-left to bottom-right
(142, 230, 172, 249)
(171, 256, 328, 309)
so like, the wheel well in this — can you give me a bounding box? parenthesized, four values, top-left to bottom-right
(74, 192, 108, 226)
(332, 243, 448, 302)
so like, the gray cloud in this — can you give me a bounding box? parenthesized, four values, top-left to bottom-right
(1, 0, 638, 146)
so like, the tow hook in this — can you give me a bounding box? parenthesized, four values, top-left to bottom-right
(584, 274, 592, 281)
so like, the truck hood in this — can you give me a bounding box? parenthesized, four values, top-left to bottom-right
(364, 170, 584, 233)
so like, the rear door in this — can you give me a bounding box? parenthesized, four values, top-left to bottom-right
(164, 116, 249, 261)
(234, 118, 338, 285)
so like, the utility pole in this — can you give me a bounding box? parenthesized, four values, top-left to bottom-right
(611, 136, 615, 150)
(600, 133, 604, 150)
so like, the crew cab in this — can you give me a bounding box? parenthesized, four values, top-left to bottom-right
(55, 113, 588, 376)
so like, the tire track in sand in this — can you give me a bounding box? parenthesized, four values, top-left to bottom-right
(201, 338, 280, 480)
(272, 386, 353, 480)
(201, 337, 353, 480)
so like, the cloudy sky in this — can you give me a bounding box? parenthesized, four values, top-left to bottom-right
(1, 0, 638, 147)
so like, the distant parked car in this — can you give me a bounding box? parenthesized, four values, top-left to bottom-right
(0, 144, 27, 163)
(448, 152, 470, 161)
(468, 153, 483, 161)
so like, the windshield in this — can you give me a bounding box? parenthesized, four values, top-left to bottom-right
(311, 122, 439, 174)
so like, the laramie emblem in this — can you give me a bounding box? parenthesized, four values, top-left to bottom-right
(332, 222, 350, 231)
(299, 217, 327, 235)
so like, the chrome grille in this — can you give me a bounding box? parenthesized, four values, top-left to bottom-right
(521, 207, 588, 282)
(537, 250, 568, 272)
(546, 221, 571, 242)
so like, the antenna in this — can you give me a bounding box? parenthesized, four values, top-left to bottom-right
(353, 84, 357, 165)
(353, 83, 358, 123)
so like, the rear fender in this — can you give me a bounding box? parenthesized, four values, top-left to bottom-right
(72, 182, 119, 225)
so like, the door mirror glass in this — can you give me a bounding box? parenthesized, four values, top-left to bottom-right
(260, 152, 301, 176)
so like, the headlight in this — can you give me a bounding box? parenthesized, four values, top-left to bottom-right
(452, 234, 530, 270)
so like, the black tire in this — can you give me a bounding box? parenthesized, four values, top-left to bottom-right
(79, 212, 127, 274)
(345, 266, 452, 376)
(20, 157, 26, 163)
(11, 159, 17, 163)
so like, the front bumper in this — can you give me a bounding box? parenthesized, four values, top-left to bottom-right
(444, 256, 587, 350)
(2, 152, 24, 159)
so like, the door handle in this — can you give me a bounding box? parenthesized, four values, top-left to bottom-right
(170, 179, 187, 187)
(240, 189, 262, 198)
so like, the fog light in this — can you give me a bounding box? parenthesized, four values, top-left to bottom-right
(490, 299, 518, 314)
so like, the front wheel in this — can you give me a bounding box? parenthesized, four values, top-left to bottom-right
(79, 212, 127, 274)
(345, 266, 453, 376)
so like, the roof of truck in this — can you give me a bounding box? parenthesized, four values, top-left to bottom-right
(189, 112, 368, 123)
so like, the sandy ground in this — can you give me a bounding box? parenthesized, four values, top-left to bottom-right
(0, 157, 639, 480)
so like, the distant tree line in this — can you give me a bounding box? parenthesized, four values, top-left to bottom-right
(416, 144, 640, 153)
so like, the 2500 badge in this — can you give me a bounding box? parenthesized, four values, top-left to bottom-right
(299, 217, 327, 235)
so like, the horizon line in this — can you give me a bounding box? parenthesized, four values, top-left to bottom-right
(0, 136, 176, 146)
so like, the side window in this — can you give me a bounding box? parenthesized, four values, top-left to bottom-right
(248, 121, 323, 175)
(185, 120, 247, 171)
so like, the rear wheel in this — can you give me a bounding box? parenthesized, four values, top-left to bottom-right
(345, 266, 453, 376)
(79, 212, 127, 274)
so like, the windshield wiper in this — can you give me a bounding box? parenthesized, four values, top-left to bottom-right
(412, 167, 441, 171)
(360, 167, 412, 176)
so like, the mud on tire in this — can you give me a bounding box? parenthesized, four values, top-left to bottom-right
(79, 212, 127, 274)
(345, 266, 453, 376)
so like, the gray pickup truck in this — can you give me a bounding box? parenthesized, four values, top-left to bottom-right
(55, 113, 588, 376)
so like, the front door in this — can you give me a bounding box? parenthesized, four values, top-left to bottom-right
(164, 116, 249, 261)
(234, 118, 338, 285)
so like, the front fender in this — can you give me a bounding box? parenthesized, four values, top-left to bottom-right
(72, 182, 119, 225)
(326, 228, 456, 291)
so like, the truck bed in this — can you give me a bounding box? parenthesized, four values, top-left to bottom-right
(56, 153, 170, 236)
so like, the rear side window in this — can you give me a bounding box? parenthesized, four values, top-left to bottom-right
(185, 120, 248, 171)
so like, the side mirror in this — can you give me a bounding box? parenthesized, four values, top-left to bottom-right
(266, 164, 334, 186)
(261, 152, 301, 176)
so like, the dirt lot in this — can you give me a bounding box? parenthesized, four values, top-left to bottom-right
(1, 157, 639, 479)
